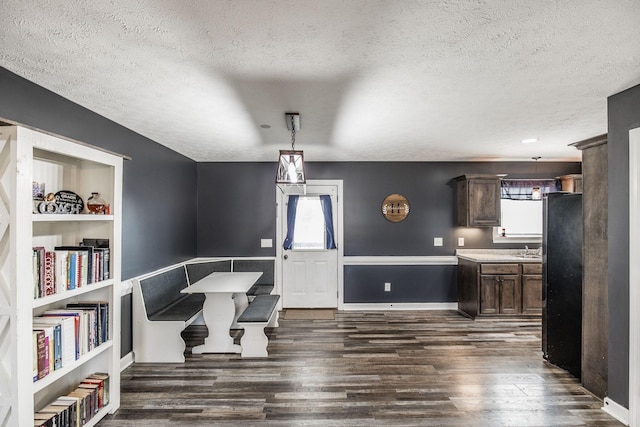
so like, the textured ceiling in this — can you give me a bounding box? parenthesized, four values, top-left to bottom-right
(1, 0, 639, 162)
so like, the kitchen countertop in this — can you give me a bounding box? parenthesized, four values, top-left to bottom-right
(456, 249, 542, 263)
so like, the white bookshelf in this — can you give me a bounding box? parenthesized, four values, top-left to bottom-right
(0, 126, 122, 426)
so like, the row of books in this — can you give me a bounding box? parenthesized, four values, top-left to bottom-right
(34, 372, 109, 427)
(33, 302, 109, 382)
(33, 239, 110, 299)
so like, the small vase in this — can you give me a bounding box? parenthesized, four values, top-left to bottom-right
(87, 192, 107, 214)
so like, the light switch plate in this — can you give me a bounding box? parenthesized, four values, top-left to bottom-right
(434, 237, 443, 246)
(458, 237, 465, 246)
(261, 239, 273, 248)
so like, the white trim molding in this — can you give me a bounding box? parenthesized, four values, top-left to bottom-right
(342, 302, 457, 311)
(603, 397, 630, 426)
(628, 127, 640, 427)
(344, 256, 458, 265)
(120, 352, 134, 372)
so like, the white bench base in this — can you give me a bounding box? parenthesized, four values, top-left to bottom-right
(238, 309, 279, 358)
(133, 279, 201, 363)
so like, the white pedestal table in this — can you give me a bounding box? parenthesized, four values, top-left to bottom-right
(181, 271, 262, 354)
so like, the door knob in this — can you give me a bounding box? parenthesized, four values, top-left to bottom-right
(284, 254, 288, 260)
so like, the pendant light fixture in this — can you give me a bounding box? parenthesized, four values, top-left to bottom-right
(531, 156, 542, 200)
(276, 113, 306, 184)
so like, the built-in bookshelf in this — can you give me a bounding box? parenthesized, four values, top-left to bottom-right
(0, 126, 122, 426)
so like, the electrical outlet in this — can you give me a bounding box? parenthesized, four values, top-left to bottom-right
(384, 282, 391, 292)
(458, 237, 465, 246)
(434, 237, 443, 246)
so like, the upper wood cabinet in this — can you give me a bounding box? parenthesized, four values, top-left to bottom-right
(455, 175, 501, 227)
(557, 174, 583, 193)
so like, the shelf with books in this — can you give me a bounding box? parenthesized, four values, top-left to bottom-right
(35, 371, 111, 427)
(32, 279, 114, 309)
(0, 125, 123, 426)
(32, 242, 112, 302)
(32, 341, 113, 394)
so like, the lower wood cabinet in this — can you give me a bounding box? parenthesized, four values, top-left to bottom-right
(479, 264, 520, 315)
(521, 264, 543, 315)
(458, 259, 542, 319)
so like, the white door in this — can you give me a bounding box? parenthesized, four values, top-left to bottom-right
(277, 182, 341, 308)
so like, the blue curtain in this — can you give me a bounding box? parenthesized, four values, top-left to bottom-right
(501, 179, 561, 200)
(282, 195, 298, 250)
(320, 195, 337, 249)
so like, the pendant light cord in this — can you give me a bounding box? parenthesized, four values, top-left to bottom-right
(290, 115, 296, 150)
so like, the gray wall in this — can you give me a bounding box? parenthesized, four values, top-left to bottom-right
(0, 67, 198, 356)
(607, 83, 640, 408)
(198, 161, 581, 303)
(0, 67, 198, 279)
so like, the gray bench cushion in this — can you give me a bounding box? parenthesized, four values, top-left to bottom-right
(148, 294, 206, 321)
(139, 266, 189, 318)
(246, 284, 274, 296)
(238, 295, 280, 323)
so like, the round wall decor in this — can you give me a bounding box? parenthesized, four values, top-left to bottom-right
(381, 193, 410, 222)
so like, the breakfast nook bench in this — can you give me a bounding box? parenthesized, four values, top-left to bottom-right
(132, 258, 279, 362)
(132, 260, 232, 363)
(237, 294, 280, 357)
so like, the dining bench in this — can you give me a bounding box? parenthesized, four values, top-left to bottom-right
(132, 260, 231, 363)
(237, 294, 280, 357)
(132, 258, 277, 362)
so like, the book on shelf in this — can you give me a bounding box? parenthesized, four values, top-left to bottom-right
(53, 396, 80, 427)
(54, 246, 93, 288)
(32, 322, 61, 372)
(32, 247, 45, 298)
(32, 239, 111, 300)
(34, 372, 110, 426)
(32, 325, 52, 378)
(82, 238, 110, 281)
(41, 310, 80, 360)
(66, 302, 109, 346)
(86, 372, 110, 406)
(33, 316, 76, 368)
(33, 330, 46, 382)
(67, 388, 94, 424)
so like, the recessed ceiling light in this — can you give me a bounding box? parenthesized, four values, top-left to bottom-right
(521, 138, 538, 144)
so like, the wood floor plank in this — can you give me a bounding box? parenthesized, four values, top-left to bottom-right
(99, 310, 623, 426)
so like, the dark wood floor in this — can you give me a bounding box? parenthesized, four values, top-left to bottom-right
(100, 310, 623, 426)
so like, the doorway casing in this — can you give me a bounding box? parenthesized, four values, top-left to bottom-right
(275, 179, 344, 310)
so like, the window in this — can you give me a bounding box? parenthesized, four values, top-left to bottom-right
(292, 197, 326, 249)
(283, 194, 337, 250)
(493, 179, 559, 243)
(494, 199, 542, 243)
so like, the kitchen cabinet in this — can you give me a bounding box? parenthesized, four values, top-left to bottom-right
(455, 175, 501, 227)
(557, 174, 583, 193)
(521, 263, 543, 315)
(457, 258, 541, 319)
(479, 264, 520, 315)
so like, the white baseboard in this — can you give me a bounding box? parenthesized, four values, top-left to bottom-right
(603, 397, 629, 426)
(120, 352, 134, 372)
(341, 302, 457, 311)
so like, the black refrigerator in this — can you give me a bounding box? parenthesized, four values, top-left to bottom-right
(542, 192, 583, 379)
